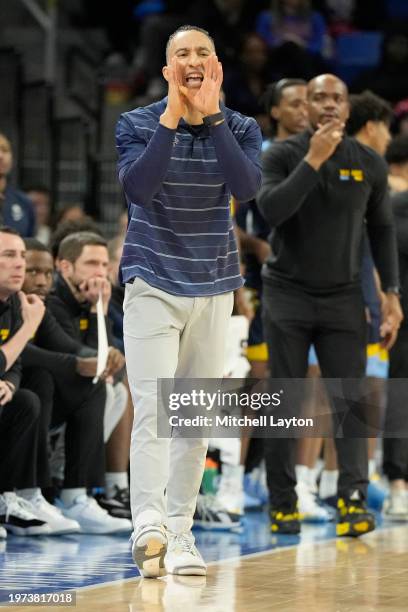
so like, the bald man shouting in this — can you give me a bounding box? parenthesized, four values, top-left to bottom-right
(257, 74, 402, 537)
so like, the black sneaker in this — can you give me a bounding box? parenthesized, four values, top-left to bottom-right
(270, 506, 301, 535)
(95, 486, 131, 520)
(0, 492, 51, 536)
(193, 493, 241, 531)
(336, 495, 376, 537)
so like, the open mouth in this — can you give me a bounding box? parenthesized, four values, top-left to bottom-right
(185, 74, 204, 87)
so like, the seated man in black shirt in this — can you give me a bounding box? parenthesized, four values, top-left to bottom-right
(51, 224, 132, 518)
(0, 226, 50, 537)
(257, 74, 403, 537)
(46, 232, 130, 529)
(21, 238, 131, 532)
(21, 239, 128, 534)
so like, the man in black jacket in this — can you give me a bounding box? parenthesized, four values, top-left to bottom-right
(20, 238, 122, 534)
(46, 232, 130, 533)
(0, 226, 51, 537)
(257, 74, 403, 537)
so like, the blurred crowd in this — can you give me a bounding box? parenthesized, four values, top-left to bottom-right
(73, 0, 408, 137)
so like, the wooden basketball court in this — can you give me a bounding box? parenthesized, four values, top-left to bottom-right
(7, 523, 408, 612)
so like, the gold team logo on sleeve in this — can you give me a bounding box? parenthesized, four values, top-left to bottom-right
(339, 169, 364, 182)
(0, 329, 10, 341)
(79, 318, 89, 331)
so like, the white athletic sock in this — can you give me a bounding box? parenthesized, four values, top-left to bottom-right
(319, 470, 339, 499)
(369, 459, 376, 479)
(60, 488, 86, 507)
(309, 459, 324, 490)
(308, 467, 320, 492)
(295, 464, 309, 485)
(105, 472, 129, 498)
(17, 487, 41, 500)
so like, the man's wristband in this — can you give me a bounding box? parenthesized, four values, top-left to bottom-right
(386, 286, 401, 297)
(203, 112, 225, 127)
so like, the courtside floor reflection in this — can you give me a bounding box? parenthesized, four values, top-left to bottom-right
(0, 510, 388, 600)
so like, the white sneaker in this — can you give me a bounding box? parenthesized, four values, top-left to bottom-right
(56, 494, 132, 534)
(165, 531, 207, 576)
(20, 492, 80, 535)
(296, 481, 331, 523)
(383, 492, 408, 521)
(132, 523, 167, 578)
(0, 525, 6, 539)
(194, 494, 241, 530)
(0, 493, 51, 536)
(216, 464, 244, 515)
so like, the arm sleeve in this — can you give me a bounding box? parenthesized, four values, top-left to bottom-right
(209, 119, 262, 202)
(0, 350, 6, 377)
(256, 145, 320, 227)
(366, 158, 399, 289)
(35, 310, 86, 354)
(116, 114, 176, 206)
(2, 357, 21, 390)
(21, 344, 77, 377)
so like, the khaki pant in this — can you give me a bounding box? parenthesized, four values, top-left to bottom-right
(123, 278, 233, 533)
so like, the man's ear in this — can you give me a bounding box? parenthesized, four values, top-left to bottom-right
(365, 120, 376, 138)
(162, 65, 169, 82)
(58, 259, 73, 277)
(271, 106, 280, 121)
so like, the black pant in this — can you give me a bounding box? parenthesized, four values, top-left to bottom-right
(383, 327, 408, 481)
(0, 389, 41, 491)
(262, 282, 368, 509)
(23, 368, 107, 489)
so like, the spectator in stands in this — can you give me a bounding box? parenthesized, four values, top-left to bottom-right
(323, 0, 356, 37)
(223, 33, 271, 135)
(53, 204, 86, 228)
(0, 226, 50, 537)
(188, 0, 260, 68)
(352, 33, 408, 104)
(25, 186, 52, 246)
(256, 0, 327, 55)
(0, 133, 35, 237)
(255, 1, 328, 80)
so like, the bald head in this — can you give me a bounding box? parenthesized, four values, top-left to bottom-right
(308, 74, 348, 96)
(307, 74, 349, 130)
